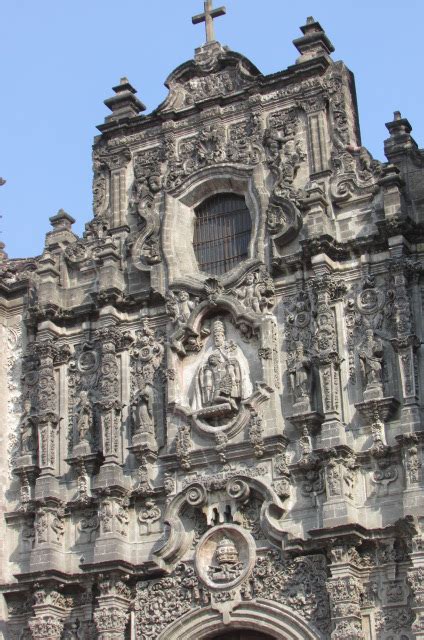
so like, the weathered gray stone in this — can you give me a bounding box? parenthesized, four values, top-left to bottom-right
(1, 7, 424, 640)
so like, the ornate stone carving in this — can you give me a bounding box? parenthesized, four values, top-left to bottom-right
(195, 525, 255, 590)
(28, 616, 64, 640)
(176, 424, 192, 470)
(266, 194, 302, 247)
(130, 320, 164, 456)
(165, 290, 198, 326)
(98, 495, 129, 537)
(231, 268, 275, 314)
(34, 505, 65, 545)
(138, 500, 161, 533)
(135, 551, 329, 639)
(94, 328, 122, 462)
(289, 341, 313, 410)
(19, 399, 36, 456)
(192, 319, 252, 427)
(248, 411, 264, 458)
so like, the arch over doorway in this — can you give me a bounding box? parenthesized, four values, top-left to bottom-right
(207, 632, 276, 640)
(158, 599, 324, 640)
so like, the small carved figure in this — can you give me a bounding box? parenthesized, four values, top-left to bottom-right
(75, 390, 93, 444)
(166, 290, 197, 326)
(132, 382, 154, 434)
(359, 329, 384, 390)
(177, 290, 196, 324)
(208, 536, 243, 583)
(289, 342, 312, 401)
(20, 399, 36, 454)
(234, 272, 261, 313)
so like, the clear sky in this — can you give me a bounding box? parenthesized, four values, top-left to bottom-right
(1, 0, 424, 259)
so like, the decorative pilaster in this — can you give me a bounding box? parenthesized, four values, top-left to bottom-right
(93, 575, 131, 640)
(95, 327, 122, 465)
(310, 266, 347, 447)
(327, 549, 365, 640)
(102, 148, 132, 229)
(34, 339, 59, 476)
(28, 586, 68, 640)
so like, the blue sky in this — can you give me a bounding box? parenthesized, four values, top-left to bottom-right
(2, 0, 424, 258)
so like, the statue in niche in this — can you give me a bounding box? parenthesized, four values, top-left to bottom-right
(20, 399, 36, 454)
(75, 390, 93, 444)
(193, 320, 252, 418)
(132, 381, 154, 435)
(207, 536, 243, 584)
(359, 329, 384, 392)
(289, 342, 312, 403)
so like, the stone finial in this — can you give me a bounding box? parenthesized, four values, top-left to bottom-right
(104, 77, 146, 123)
(384, 111, 416, 162)
(49, 208, 75, 231)
(293, 17, 335, 63)
(386, 111, 413, 137)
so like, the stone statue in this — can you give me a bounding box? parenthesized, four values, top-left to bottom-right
(359, 329, 384, 392)
(20, 399, 36, 454)
(234, 272, 262, 313)
(75, 390, 93, 444)
(132, 381, 154, 434)
(289, 342, 312, 402)
(207, 536, 243, 583)
(194, 320, 252, 413)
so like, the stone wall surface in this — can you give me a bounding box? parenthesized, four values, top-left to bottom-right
(2, 16, 424, 640)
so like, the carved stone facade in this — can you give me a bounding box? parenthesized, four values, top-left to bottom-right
(2, 12, 424, 640)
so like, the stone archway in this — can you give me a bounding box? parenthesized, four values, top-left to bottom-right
(208, 632, 277, 640)
(158, 599, 325, 640)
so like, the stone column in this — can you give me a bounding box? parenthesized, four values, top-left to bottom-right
(327, 550, 365, 639)
(28, 587, 67, 640)
(93, 575, 130, 640)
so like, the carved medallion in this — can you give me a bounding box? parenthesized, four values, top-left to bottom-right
(195, 524, 256, 590)
(77, 350, 99, 374)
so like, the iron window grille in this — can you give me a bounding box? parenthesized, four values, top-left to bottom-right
(193, 193, 251, 276)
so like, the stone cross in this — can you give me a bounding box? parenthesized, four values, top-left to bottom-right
(192, 0, 226, 43)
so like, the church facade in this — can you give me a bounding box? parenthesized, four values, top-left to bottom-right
(1, 7, 424, 640)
